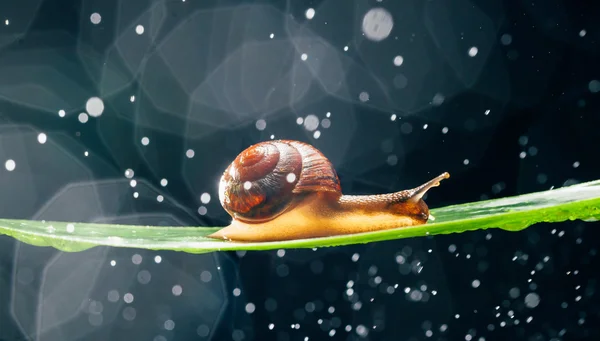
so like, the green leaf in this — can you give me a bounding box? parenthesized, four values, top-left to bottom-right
(1, 180, 599, 254)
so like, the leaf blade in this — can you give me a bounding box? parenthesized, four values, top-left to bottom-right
(1, 180, 599, 254)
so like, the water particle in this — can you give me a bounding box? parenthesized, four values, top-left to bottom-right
(66, 223, 75, 233)
(468, 47, 479, 57)
(86, 97, 104, 117)
(232, 330, 245, 341)
(245, 303, 256, 314)
(160, 178, 168, 187)
(124, 169, 134, 178)
(589, 80, 600, 93)
(256, 119, 267, 131)
(37, 133, 47, 144)
(472, 279, 481, 288)
(172, 285, 183, 296)
(305, 8, 315, 19)
(304, 115, 319, 131)
(141, 137, 150, 145)
(200, 270, 212, 282)
(197, 325, 210, 337)
(355, 325, 368, 337)
(537, 173, 548, 184)
(432, 93, 445, 106)
(524, 292, 540, 308)
(359, 91, 370, 102)
(519, 136, 529, 146)
(5, 159, 15, 171)
(122, 307, 136, 321)
(78, 113, 89, 123)
(107, 290, 119, 302)
(135, 25, 144, 35)
(186, 149, 195, 158)
(123, 293, 134, 303)
(528, 146, 538, 155)
(362, 8, 394, 41)
(88, 314, 103, 326)
(164, 319, 175, 330)
(137, 270, 152, 284)
(58, 109, 66, 117)
(90, 13, 102, 24)
(154, 255, 162, 263)
(393, 55, 404, 66)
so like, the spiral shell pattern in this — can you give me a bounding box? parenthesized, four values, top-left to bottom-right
(218, 140, 341, 223)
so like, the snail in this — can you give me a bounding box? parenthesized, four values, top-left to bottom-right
(207, 140, 449, 242)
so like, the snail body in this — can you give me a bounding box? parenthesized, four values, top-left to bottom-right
(208, 140, 449, 242)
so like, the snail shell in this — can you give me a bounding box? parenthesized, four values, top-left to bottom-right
(218, 140, 340, 223)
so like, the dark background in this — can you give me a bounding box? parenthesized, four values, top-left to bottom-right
(0, 0, 599, 340)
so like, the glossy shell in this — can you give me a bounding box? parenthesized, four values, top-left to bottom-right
(218, 140, 341, 223)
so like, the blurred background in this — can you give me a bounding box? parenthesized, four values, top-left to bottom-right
(0, 0, 599, 340)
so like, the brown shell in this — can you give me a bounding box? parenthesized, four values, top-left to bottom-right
(218, 140, 341, 223)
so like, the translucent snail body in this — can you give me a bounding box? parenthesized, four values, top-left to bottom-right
(207, 140, 449, 242)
